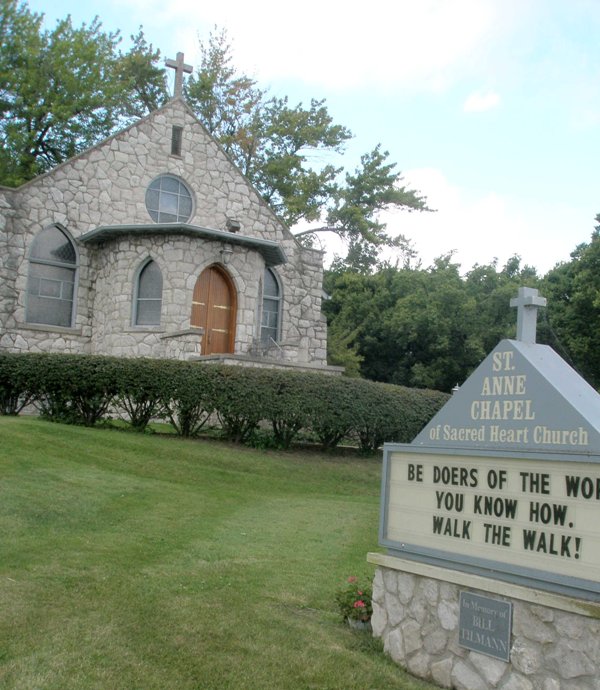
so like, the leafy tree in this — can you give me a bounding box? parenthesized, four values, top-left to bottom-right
(313, 145, 429, 272)
(324, 255, 540, 390)
(184, 28, 266, 159)
(465, 255, 539, 354)
(186, 28, 428, 268)
(186, 28, 351, 228)
(541, 217, 600, 388)
(114, 28, 168, 120)
(0, 1, 166, 186)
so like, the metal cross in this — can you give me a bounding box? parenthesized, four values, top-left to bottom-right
(166, 52, 192, 99)
(510, 287, 547, 343)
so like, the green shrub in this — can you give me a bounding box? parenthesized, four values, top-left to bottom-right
(114, 358, 169, 432)
(0, 352, 38, 415)
(161, 361, 216, 437)
(210, 366, 266, 442)
(0, 353, 448, 448)
(348, 380, 440, 453)
(257, 369, 312, 449)
(34, 354, 120, 426)
(304, 374, 357, 451)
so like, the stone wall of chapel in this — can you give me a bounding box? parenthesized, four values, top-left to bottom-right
(89, 235, 263, 358)
(0, 100, 328, 365)
(6, 101, 293, 243)
(0, 188, 18, 337)
(276, 242, 328, 365)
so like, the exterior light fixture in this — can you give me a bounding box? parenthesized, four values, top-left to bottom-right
(226, 218, 241, 233)
(220, 244, 234, 265)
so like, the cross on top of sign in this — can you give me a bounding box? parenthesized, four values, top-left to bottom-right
(166, 52, 193, 99)
(510, 287, 547, 344)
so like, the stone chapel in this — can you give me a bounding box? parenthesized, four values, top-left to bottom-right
(0, 55, 333, 372)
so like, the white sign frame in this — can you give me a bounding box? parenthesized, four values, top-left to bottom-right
(380, 444, 600, 601)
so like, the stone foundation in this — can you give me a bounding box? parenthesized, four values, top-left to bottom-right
(368, 553, 600, 690)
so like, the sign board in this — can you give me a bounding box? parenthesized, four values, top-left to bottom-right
(380, 292, 600, 600)
(380, 444, 600, 600)
(413, 339, 600, 454)
(458, 592, 512, 661)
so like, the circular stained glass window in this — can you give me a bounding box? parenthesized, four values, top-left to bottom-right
(145, 174, 193, 223)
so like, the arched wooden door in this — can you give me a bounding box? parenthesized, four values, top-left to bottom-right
(191, 266, 236, 354)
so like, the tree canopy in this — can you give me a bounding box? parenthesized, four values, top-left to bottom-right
(0, 0, 166, 185)
(324, 212, 600, 392)
(324, 254, 542, 391)
(185, 28, 429, 270)
(540, 216, 600, 388)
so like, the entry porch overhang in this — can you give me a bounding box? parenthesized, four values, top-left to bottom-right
(78, 223, 287, 267)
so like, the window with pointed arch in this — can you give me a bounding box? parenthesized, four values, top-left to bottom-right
(261, 268, 282, 344)
(26, 225, 77, 327)
(133, 259, 163, 326)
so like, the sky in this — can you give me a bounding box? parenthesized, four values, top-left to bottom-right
(26, 0, 600, 275)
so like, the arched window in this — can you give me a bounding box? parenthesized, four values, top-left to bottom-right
(261, 268, 281, 344)
(134, 260, 163, 326)
(26, 225, 77, 327)
(145, 174, 193, 223)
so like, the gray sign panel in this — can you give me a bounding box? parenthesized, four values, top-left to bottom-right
(459, 591, 512, 661)
(413, 339, 600, 453)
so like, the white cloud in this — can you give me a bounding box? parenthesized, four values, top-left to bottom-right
(362, 168, 586, 274)
(119, 0, 517, 92)
(463, 90, 501, 112)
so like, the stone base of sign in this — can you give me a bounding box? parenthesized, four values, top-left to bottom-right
(367, 553, 600, 690)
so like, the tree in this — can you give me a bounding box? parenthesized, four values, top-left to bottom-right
(184, 28, 266, 159)
(324, 255, 541, 390)
(186, 28, 428, 268)
(541, 217, 600, 388)
(0, 1, 166, 186)
(465, 255, 539, 354)
(186, 29, 351, 227)
(316, 145, 428, 272)
(114, 28, 168, 120)
(323, 259, 481, 390)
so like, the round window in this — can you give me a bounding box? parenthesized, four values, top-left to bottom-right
(145, 175, 193, 223)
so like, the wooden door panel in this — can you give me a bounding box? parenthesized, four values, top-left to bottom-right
(191, 266, 236, 354)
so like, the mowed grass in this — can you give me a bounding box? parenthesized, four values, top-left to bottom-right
(0, 417, 436, 690)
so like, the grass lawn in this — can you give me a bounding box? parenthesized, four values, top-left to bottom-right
(0, 417, 437, 690)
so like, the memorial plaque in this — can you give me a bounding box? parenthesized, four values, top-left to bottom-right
(459, 591, 512, 661)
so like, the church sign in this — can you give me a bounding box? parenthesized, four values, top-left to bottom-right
(380, 445, 600, 598)
(380, 288, 600, 601)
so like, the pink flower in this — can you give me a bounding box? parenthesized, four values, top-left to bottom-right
(347, 576, 357, 583)
(353, 600, 366, 608)
(357, 590, 363, 596)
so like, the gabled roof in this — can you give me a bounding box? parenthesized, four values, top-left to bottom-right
(14, 98, 300, 248)
(79, 223, 287, 266)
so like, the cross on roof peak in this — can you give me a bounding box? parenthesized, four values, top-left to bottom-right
(166, 52, 193, 99)
(510, 286, 547, 343)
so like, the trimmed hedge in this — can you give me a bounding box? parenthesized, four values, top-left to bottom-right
(0, 353, 449, 449)
(0, 351, 39, 415)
